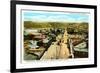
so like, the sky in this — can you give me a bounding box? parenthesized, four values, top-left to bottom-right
(23, 10, 89, 22)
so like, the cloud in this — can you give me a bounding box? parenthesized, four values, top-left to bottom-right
(23, 11, 89, 22)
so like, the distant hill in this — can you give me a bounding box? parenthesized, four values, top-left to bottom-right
(24, 21, 88, 34)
